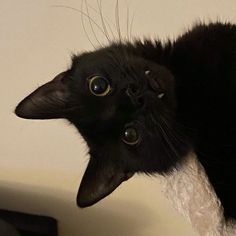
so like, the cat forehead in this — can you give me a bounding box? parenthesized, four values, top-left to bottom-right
(70, 47, 151, 76)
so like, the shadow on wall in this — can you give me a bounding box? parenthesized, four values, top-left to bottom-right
(0, 181, 156, 236)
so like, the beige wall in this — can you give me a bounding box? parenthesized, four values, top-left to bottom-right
(1, 0, 236, 235)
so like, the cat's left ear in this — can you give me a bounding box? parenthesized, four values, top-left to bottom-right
(15, 71, 70, 119)
(77, 156, 134, 207)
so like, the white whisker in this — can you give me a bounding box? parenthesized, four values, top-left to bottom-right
(84, 0, 103, 47)
(115, 0, 122, 42)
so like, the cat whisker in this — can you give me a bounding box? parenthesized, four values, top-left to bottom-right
(159, 115, 187, 145)
(126, 4, 130, 42)
(158, 115, 200, 177)
(80, 0, 96, 48)
(87, 1, 116, 41)
(51, 4, 108, 48)
(52, 1, 134, 44)
(115, 0, 122, 42)
(84, 0, 103, 47)
(96, 0, 112, 42)
(157, 117, 181, 162)
(129, 11, 135, 41)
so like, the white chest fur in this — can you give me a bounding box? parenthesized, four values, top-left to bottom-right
(158, 152, 236, 236)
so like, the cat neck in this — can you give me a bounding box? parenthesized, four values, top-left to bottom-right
(158, 152, 236, 236)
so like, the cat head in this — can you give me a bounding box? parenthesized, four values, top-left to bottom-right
(15, 43, 189, 207)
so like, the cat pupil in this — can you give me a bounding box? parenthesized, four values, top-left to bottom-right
(122, 127, 140, 145)
(88, 76, 111, 96)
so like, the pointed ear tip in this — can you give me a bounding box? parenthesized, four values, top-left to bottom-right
(77, 201, 88, 208)
(76, 196, 94, 208)
(14, 103, 24, 118)
(15, 101, 36, 119)
(14, 103, 28, 119)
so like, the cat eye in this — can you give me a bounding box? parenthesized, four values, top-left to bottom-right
(88, 75, 111, 96)
(122, 126, 140, 145)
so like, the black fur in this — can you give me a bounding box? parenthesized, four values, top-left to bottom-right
(15, 22, 236, 219)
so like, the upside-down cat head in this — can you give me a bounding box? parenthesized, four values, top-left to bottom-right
(15, 43, 191, 207)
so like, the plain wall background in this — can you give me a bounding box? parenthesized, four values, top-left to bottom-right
(1, 0, 236, 235)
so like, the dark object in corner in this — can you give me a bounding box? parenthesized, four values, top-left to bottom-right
(0, 218, 21, 236)
(0, 210, 58, 236)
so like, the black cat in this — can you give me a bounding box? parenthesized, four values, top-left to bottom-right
(15, 22, 236, 220)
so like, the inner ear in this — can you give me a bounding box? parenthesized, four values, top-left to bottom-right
(15, 71, 70, 119)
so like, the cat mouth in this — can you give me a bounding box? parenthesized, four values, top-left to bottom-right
(77, 158, 134, 208)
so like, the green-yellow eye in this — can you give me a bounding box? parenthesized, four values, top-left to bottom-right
(88, 76, 111, 96)
(122, 127, 140, 145)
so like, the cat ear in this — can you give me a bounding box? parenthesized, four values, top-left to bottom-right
(15, 71, 70, 119)
(77, 157, 134, 207)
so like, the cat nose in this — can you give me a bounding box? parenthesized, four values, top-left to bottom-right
(126, 89, 144, 107)
(126, 84, 139, 97)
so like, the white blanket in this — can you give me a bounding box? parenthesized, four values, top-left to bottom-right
(159, 152, 236, 236)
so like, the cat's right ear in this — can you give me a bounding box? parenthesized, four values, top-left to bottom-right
(15, 71, 70, 119)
